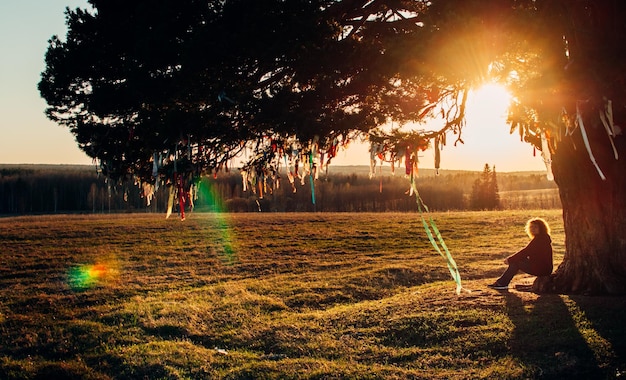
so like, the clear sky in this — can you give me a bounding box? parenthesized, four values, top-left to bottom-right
(0, 0, 92, 165)
(0, 1, 548, 173)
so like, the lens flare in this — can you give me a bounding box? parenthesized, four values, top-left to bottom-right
(197, 179, 237, 264)
(68, 262, 117, 290)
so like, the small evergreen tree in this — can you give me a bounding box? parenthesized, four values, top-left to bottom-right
(470, 164, 500, 210)
(491, 165, 500, 208)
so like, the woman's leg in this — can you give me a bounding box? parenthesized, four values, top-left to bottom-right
(497, 259, 532, 285)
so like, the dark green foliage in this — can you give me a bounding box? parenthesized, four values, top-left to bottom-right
(470, 164, 500, 210)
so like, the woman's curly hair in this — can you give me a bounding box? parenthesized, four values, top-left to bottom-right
(525, 218, 551, 238)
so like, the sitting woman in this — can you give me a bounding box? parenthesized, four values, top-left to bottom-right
(488, 218, 553, 290)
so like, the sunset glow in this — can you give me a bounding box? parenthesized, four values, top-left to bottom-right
(468, 82, 514, 121)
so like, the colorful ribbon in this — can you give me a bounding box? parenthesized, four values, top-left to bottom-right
(410, 176, 463, 294)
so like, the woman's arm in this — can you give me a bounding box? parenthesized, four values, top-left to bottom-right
(507, 238, 539, 262)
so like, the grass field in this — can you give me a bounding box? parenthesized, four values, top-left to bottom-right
(1, 210, 624, 379)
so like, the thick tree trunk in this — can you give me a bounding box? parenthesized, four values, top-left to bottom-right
(531, 0, 626, 295)
(535, 109, 626, 294)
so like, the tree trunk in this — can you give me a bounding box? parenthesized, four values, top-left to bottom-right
(532, 0, 626, 295)
(535, 108, 626, 294)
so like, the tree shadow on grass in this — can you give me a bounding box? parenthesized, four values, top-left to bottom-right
(502, 291, 606, 379)
(569, 295, 626, 376)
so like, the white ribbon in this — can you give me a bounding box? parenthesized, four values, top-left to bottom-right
(577, 103, 606, 180)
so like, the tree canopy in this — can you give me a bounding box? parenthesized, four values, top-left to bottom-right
(39, 0, 481, 182)
(40, 1, 626, 180)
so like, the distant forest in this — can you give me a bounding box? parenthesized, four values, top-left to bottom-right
(0, 164, 559, 215)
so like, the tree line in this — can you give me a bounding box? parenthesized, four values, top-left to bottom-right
(0, 165, 558, 215)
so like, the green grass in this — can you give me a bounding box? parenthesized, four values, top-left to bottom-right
(0, 210, 624, 379)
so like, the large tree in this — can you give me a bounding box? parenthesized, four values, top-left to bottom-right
(40, 0, 626, 294)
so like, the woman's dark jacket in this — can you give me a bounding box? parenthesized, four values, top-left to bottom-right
(507, 234, 553, 276)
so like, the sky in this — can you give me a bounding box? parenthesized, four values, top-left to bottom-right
(0, 1, 548, 173)
(0, 0, 92, 165)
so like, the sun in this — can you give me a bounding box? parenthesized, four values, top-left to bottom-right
(439, 80, 545, 172)
(467, 82, 513, 120)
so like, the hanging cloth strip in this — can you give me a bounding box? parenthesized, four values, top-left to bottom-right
(540, 132, 554, 181)
(576, 103, 606, 180)
(434, 136, 441, 176)
(599, 101, 619, 160)
(166, 184, 175, 219)
(309, 151, 316, 205)
(410, 174, 463, 294)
